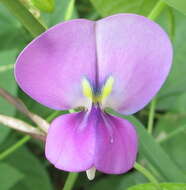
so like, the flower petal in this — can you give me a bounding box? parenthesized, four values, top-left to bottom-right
(96, 14, 173, 114)
(45, 106, 137, 174)
(94, 109, 138, 174)
(45, 111, 95, 172)
(15, 19, 96, 110)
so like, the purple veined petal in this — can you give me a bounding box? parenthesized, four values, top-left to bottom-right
(15, 19, 96, 110)
(45, 106, 138, 174)
(45, 111, 96, 172)
(94, 109, 138, 174)
(96, 14, 173, 114)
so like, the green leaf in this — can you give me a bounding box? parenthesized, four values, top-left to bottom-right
(0, 5, 27, 51)
(0, 50, 18, 145)
(90, 0, 157, 17)
(5, 146, 54, 190)
(0, 163, 24, 190)
(162, 0, 186, 15)
(158, 11, 186, 110)
(1, 0, 46, 37)
(128, 183, 186, 190)
(31, 0, 55, 13)
(155, 114, 186, 171)
(106, 109, 186, 182)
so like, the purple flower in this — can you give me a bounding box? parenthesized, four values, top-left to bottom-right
(15, 14, 172, 176)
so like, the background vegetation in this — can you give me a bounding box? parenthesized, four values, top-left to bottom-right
(1, 0, 186, 189)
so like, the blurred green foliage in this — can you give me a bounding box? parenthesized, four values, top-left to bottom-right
(0, 50, 18, 145)
(162, 0, 186, 15)
(90, 0, 157, 17)
(0, 163, 23, 190)
(31, 0, 55, 13)
(128, 183, 186, 190)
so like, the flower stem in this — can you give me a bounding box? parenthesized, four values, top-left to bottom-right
(148, 0, 167, 20)
(0, 0, 46, 37)
(63, 172, 78, 190)
(134, 162, 161, 190)
(147, 98, 157, 134)
(0, 135, 31, 160)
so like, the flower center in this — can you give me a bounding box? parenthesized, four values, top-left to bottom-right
(82, 76, 114, 104)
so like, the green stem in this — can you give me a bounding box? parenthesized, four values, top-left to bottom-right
(147, 98, 157, 134)
(63, 172, 78, 190)
(0, 135, 31, 160)
(46, 111, 63, 123)
(64, 0, 75, 21)
(134, 162, 161, 190)
(148, 0, 167, 20)
(146, 1, 167, 134)
(167, 7, 175, 41)
(1, 0, 46, 37)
